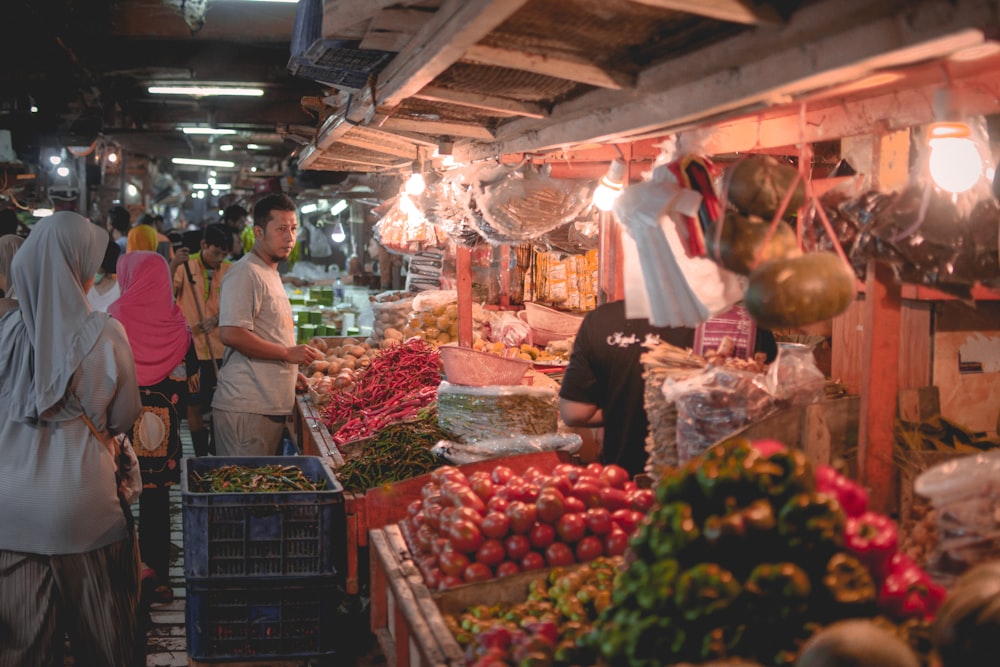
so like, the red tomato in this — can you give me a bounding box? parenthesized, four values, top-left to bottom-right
(611, 509, 643, 535)
(448, 519, 484, 554)
(570, 481, 603, 508)
(529, 522, 556, 549)
(476, 539, 506, 567)
(438, 550, 470, 577)
(463, 562, 493, 583)
(556, 513, 586, 543)
(504, 534, 531, 561)
(629, 489, 655, 512)
(540, 474, 573, 497)
(480, 512, 511, 539)
(491, 465, 515, 485)
(430, 537, 450, 556)
(584, 507, 613, 535)
(486, 495, 509, 513)
(496, 561, 521, 578)
(586, 462, 605, 477)
(575, 535, 604, 562)
(416, 526, 434, 551)
(598, 487, 630, 512)
(421, 483, 441, 502)
(410, 511, 425, 530)
(454, 487, 487, 514)
(407, 499, 423, 518)
(535, 489, 566, 524)
(563, 496, 586, 514)
(507, 481, 539, 504)
(520, 551, 545, 571)
(454, 506, 484, 527)
(522, 466, 545, 482)
(469, 473, 496, 502)
(424, 567, 443, 590)
(600, 464, 630, 490)
(440, 574, 463, 590)
(623, 481, 638, 493)
(505, 501, 537, 534)
(604, 529, 629, 556)
(545, 542, 575, 567)
(439, 507, 458, 533)
(552, 464, 577, 477)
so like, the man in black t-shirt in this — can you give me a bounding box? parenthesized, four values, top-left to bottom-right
(559, 300, 695, 476)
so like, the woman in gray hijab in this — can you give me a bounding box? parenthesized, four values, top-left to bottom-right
(0, 233, 23, 307)
(0, 212, 143, 666)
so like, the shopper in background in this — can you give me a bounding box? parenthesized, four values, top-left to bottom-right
(126, 220, 158, 253)
(109, 251, 197, 606)
(107, 205, 131, 252)
(213, 193, 321, 456)
(221, 204, 248, 260)
(172, 223, 233, 456)
(0, 212, 142, 667)
(0, 234, 24, 301)
(86, 237, 122, 313)
(559, 300, 696, 476)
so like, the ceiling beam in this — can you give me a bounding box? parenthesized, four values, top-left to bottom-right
(627, 0, 783, 26)
(379, 117, 496, 140)
(321, 0, 403, 40)
(412, 86, 548, 118)
(455, 0, 999, 162)
(461, 44, 634, 90)
(337, 126, 420, 160)
(302, 0, 529, 167)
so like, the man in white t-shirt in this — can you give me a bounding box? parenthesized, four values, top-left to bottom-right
(212, 194, 321, 456)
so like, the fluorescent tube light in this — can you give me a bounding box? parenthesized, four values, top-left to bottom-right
(246, 143, 265, 150)
(213, 184, 232, 190)
(219, 145, 234, 151)
(300, 203, 319, 214)
(149, 86, 264, 97)
(192, 184, 209, 190)
(32, 208, 53, 217)
(181, 127, 238, 135)
(330, 199, 349, 216)
(172, 157, 236, 168)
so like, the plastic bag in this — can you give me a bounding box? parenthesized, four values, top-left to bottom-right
(367, 290, 415, 345)
(474, 165, 590, 242)
(373, 194, 445, 255)
(915, 450, 1000, 584)
(488, 310, 532, 347)
(115, 433, 142, 505)
(765, 342, 826, 406)
(665, 366, 775, 464)
(431, 433, 583, 465)
(437, 381, 558, 442)
(615, 164, 745, 327)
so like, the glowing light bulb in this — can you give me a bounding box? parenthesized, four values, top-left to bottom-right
(927, 123, 983, 194)
(405, 173, 426, 196)
(56, 166, 70, 177)
(49, 155, 62, 166)
(593, 159, 627, 212)
(330, 222, 346, 243)
(107, 152, 118, 164)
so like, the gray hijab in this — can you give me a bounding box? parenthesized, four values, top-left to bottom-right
(0, 234, 23, 298)
(0, 212, 109, 422)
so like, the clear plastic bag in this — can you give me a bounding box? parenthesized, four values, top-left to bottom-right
(765, 342, 826, 405)
(488, 310, 532, 347)
(367, 291, 415, 344)
(431, 433, 583, 465)
(665, 366, 775, 464)
(436, 381, 558, 442)
(915, 450, 1000, 583)
(474, 166, 590, 243)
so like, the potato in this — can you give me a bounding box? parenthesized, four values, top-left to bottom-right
(356, 355, 371, 368)
(326, 359, 343, 374)
(383, 327, 404, 340)
(340, 357, 357, 371)
(436, 332, 452, 344)
(380, 338, 400, 350)
(309, 337, 328, 353)
(312, 360, 330, 373)
(346, 345, 367, 358)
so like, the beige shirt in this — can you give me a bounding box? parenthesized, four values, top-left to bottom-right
(212, 252, 297, 415)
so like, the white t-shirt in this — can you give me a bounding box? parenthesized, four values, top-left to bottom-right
(86, 279, 120, 313)
(213, 252, 297, 415)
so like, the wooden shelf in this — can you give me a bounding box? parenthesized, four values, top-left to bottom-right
(900, 284, 1000, 301)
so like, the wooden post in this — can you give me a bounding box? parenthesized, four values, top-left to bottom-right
(498, 244, 511, 307)
(857, 128, 909, 512)
(456, 245, 473, 347)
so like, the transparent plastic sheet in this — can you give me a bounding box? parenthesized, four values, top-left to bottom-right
(436, 381, 558, 442)
(915, 450, 1000, 585)
(367, 290, 415, 344)
(431, 433, 583, 465)
(373, 193, 446, 255)
(417, 169, 487, 248)
(535, 214, 601, 255)
(831, 117, 1000, 296)
(664, 366, 776, 464)
(615, 166, 746, 327)
(474, 165, 590, 243)
(764, 342, 826, 406)
(488, 310, 532, 347)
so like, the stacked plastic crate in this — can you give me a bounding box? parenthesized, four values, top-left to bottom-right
(181, 456, 344, 663)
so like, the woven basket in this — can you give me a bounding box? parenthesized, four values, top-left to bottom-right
(440, 346, 530, 386)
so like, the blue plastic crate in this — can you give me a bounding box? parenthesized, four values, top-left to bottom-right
(186, 576, 338, 661)
(182, 456, 343, 579)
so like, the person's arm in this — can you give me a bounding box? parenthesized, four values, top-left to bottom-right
(559, 398, 604, 428)
(219, 325, 319, 365)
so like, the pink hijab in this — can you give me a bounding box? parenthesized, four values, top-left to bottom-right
(110, 251, 191, 386)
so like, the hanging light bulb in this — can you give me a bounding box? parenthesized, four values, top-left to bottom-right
(330, 221, 346, 243)
(593, 159, 627, 211)
(405, 172, 426, 196)
(927, 122, 983, 194)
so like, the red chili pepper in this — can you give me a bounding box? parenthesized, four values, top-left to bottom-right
(814, 465, 868, 518)
(844, 511, 898, 581)
(877, 552, 947, 621)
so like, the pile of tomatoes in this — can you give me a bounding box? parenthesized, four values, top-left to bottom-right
(400, 461, 653, 590)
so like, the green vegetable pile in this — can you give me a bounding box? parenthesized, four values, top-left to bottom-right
(334, 409, 446, 491)
(190, 464, 326, 493)
(589, 438, 877, 666)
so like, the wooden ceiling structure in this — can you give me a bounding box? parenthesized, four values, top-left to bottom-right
(297, 0, 1000, 176)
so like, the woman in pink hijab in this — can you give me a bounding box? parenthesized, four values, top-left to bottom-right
(109, 251, 195, 604)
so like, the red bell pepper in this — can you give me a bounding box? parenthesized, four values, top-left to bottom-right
(844, 511, 898, 581)
(814, 465, 868, 518)
(877, 552, 947, 621)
